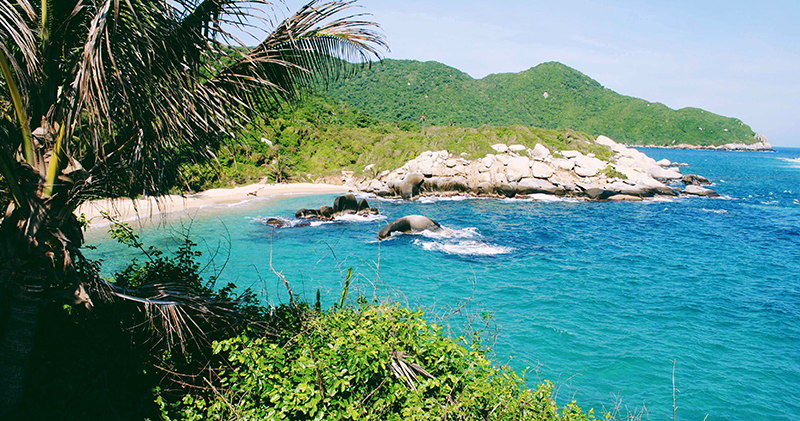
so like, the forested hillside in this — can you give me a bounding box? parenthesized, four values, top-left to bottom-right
(326, 59, 760, 147)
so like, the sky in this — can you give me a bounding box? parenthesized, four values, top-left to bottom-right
(274, 0, 800, 147)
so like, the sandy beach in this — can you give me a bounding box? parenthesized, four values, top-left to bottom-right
(76, 182, 350, 228)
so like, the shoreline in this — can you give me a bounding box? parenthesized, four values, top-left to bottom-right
(76, 182, 350, 229)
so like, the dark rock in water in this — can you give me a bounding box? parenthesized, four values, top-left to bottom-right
(356, 198, 371, 213)
(582, 187, 616, 200)
(378, 215, 441, 240)
(682, 174, 711, 186)
(266, 218, 286, 228)
(495, 183, 517, 198)
(295, 221, 311, 227)
(296, 208, 319, 219)
(333, 194, 359, 215)
(319, 205, 334, 220)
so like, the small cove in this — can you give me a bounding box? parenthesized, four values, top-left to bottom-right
(85, 148, 800, 421)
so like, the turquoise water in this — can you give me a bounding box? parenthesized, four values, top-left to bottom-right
(85, 148, 800, 420)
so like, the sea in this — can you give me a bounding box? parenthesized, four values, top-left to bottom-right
(85, 147, 800, 421)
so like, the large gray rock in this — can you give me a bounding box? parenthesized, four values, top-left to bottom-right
(378, 215, 441, 240)
(491, 143, 509, 153)
(517, 178, 561, 195)
(683, 185, 719, 197)
(333, 194, 359, 215)
(509, 144, 527, 152)
(648, 166, 683, 180)
(551, 158, 574, 171)
(682, 174, 711, 185)
(401, 173, 425, 199)
(506, 156, 532, 182)
(574, 155, 607, 177)
(606, 181, 648, 196)
(532, 161, 554, 179)
(531, 143, 551, 161)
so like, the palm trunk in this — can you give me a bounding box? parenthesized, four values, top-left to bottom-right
(0, 275, 44, 409)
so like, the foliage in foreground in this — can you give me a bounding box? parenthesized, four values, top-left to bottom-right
(164, 301, 593, 421)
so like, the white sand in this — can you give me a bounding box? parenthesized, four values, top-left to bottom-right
(76, 182, 350, 228)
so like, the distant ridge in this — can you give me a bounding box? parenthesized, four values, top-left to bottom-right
(327, 59, 765, 148)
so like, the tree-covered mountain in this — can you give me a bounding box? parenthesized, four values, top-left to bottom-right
(326, 59, 761, 146)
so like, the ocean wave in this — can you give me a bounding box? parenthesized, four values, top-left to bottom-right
(412, 239, 514, 256)
(779, 157, 800, 165)
(701, 208, 729, 214)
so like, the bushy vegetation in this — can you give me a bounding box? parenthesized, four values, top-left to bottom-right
(166, 302, 593, 421)
(326, 59, 760, 146)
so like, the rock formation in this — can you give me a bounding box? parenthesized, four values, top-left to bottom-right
(356, 135, 720, 200)
(377, 215, 441, 240)
(296, 194, 379, 221)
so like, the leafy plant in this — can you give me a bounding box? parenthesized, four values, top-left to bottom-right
(165, 300, 597, 420)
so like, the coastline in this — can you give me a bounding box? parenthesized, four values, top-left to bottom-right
(76, 182, 350, 228)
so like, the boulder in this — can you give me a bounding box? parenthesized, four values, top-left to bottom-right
(495, 183, 517, 198)
(517, 178, 561, 195)
(648, 166, 683, 180)
(561, 150, 581, 159)
(532, 161, 554, 179)
(656, 158, 672, 167)
(266, 218, 286, 227)
(509, 144, 527, 152)
(401, 172, 425, 199)
(319, 205, 334, 219)
(531, 143, 551, 161)
(607, 194, 643, 202)
(378, 215, 441, 240)
(606, 181, 648, 197)
(296, 208, 320, 219)
(333, 194, 359, 215)
(574, 155, 606, 177)
(551, 158, 574, 171)
(474, 182, 494, 195)
(506, 156, 532, 182)
(582, 187, 616, 200)
(682, 174, 711, 185)
(491, 143, 509, 153)
(356, 198, 372, 213)
(683, 185, 719, 197)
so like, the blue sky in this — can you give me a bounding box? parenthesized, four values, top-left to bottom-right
(276, 1, 800, 147)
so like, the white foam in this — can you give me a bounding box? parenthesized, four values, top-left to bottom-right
(502, 194, 580, 203)
(701, 208, 729, 214)
(335, 213, 387, 223)
(779, 157, 800, 165)
(413, 239, 514, 256)
(419, 226, 480, 240)
(417, 195, 470, 203)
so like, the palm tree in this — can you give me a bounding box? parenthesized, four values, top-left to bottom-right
(0, 0, 385, 408)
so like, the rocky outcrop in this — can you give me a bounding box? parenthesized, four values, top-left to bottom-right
(629, 133, 774, 152)
(296, 194, 378, 221)
(356, 136, 722, 201)
(378, 215, 441, 240)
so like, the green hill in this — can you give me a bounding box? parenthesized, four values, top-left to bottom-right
(326, 59, 759, 147)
